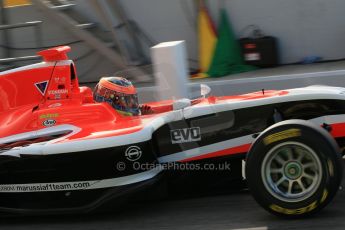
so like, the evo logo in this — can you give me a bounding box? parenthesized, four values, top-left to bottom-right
(171, 127, 201, 144)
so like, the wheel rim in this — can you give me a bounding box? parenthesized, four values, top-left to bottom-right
(261, 141, 323, 203)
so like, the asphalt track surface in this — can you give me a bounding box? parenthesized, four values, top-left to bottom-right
(0, 161, 344, 230)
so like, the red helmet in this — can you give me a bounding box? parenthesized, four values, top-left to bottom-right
(93, 77, 140, 116)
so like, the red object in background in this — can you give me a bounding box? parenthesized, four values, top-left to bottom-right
(244, 43, 256, 49)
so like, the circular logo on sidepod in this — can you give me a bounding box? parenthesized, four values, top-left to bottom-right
(125, 146, 142, 161)
(43, 119, 56, 127)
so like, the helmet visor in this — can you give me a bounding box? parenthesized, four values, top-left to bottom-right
(94, 84, 140, 116)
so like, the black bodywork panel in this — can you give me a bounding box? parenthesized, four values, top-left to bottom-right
(153, 99, 345, 157)
(1, 99, 345, 214)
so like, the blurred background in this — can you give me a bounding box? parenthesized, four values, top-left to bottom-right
(1, 0, 345, 86)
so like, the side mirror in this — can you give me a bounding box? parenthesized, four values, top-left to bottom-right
(173, 98, 191, 110)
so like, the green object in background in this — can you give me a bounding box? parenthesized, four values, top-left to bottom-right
(207, 9, 256, 77)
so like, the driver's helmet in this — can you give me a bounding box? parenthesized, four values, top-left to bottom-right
(93, 77, 140, 116)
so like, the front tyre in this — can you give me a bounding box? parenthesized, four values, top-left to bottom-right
(246, 120, 343, 217)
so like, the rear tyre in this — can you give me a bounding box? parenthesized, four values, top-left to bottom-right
(246, 120, 343, 217)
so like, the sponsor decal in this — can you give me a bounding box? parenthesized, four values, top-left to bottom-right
(263, 129, 301, 145)
(171, 127, 201, 144)
(48, 103, 62, 108)
(125, 146, 142, 161)
(269, 201, 318, 215)
(0, 181, 91, 193)
(54, 76, 66, 83)
(43, 119, 56, 127)
(48, 89, 68, 95)
(39, 113, 59, 119)
(321, 189, 328, 204)
(0, 167, 161, 193)
(34, 81, 49, 96)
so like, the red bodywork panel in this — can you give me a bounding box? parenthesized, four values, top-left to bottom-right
(37, 46, 71, 62)
(0, 46, 296, 162)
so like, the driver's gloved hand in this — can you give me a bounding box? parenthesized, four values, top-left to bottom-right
(140, 104, 154, 115)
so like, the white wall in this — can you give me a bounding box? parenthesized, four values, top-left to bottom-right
(118, 0, 198, 65)
(2, 0, 345, 70)
(119, 0, 345, 64)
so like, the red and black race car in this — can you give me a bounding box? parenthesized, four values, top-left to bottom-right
(0, 46, 343, 217)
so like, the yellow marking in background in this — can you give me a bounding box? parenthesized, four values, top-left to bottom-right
(4, 0, 31, 8)
(198, 2, 217, 74)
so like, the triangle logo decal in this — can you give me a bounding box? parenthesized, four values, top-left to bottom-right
(34, 81, 49, 96)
